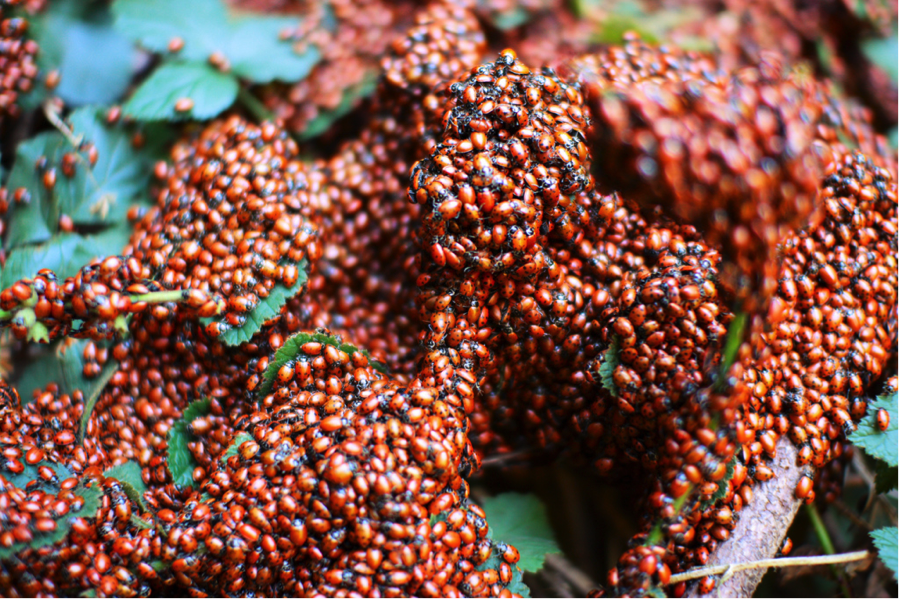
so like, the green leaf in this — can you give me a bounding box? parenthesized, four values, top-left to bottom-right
(202, 258, 309, 347)
(227, 17, 320, 84)
(0, 224, 133, 289)
(589, 1, 708, 47)
(474, 547, 530, 597)
(103, 461, 148, 512)
(21, 0, 136, 108)
(3, 459, 72, 491)
(113, 0, 223, 58)
(506, 569, 530, 597)
(472, 550, 526, 598)
(221, 432, 253, 463)
(645, 586, 668, 598)
(483, 6, 530, 31)
(862, 35, 898, 84)
(4, 107, 153, 249)
(12, 339, 118, 420)
(874, 460, 898, 495)
(2, 234, 101, 288)
(129, 514, 154, 530)
(0, 460, 103, 559)
(4, 131, 59, 247)
(871, 526, 898, 580)
(166, 398, 211, 488)
(299, 74, 377, 140)
(65, 109, 151, 221)
(113, 0, 320, 83)
(599, 335, 619, 397)
(480, 492, 561, 573)
(258, 329, 387, 399)
(849, 392, 898, 467)
(889, 129, 898, 151)
(122, 62, 239, 122)
(700, 456, 736, 510)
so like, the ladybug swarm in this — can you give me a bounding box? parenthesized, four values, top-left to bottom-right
(0, 0, 896, 597)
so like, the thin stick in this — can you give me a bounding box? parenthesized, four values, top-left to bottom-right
(853, 450, 897, 521)
(42, 100, 83, 148)
(670, 550, 870, 584)
(853, 440, 877, 515)
(831, 498, 873, 532)
(479, 449, 533, 468)
(543, 552, 597, 596)
(42, 101, 113, 217)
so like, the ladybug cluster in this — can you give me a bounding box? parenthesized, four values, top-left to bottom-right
(597, 151, 897, 598)
(0, 0, 39, 122)
(128, 115, 322, 339)
(0, 0, 896, 597)
(156, 336, 524, 597)
(569, 36, 890, 311)
(652, 0, 897, 129)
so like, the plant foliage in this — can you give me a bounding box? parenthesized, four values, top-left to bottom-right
(166, 398, 211, 488)
(258, 329, 387, 399)
(221, 433, 254, 463)
(850, 392, 898, 467)
(12, 338, 118, 425)
(122, 62, 239, 122)
(481, 492, 562, 573)
(19, 0, 136, 108)
(1, 106, 153, 297)
(0, 460, 103, 559)
(112, 0, 320, 121)
(113, 0, 319, 83)
(201, 258, 309, 347)
(871, 526, 898, 580)
(103, 461, 148, 512)
(599, 335, 619, 397)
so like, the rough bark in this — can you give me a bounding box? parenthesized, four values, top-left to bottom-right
(686, 437, 814, 598)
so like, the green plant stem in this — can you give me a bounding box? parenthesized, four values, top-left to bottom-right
(128, 290, 188, 304)
(645, 490, 693, 546)
(715, 310, 746, 391)
(237, 87, 274, 123)
(808, 504, 837, 555)
(807, 504, 853, 597)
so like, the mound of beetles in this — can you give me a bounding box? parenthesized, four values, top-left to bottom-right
(568, 36, 894, 311)
(634, 0, 898, 131)
(157, 334, 523, 597)
(600, 151, 897, 597)
(0, 377, 163, 598)
(738, 151, 896, 490)
(0, 1, 897, 596)
(127, 115, 324, 339)
(0, 0, 39, 122)
(297, 0, 487, 375)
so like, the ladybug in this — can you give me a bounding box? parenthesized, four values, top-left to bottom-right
(876, 408, 890, 432)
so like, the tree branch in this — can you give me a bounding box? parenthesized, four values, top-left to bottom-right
(686, 437, 813, 597)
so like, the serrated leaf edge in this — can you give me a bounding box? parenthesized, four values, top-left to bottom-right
(258, 330, 387, 400)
